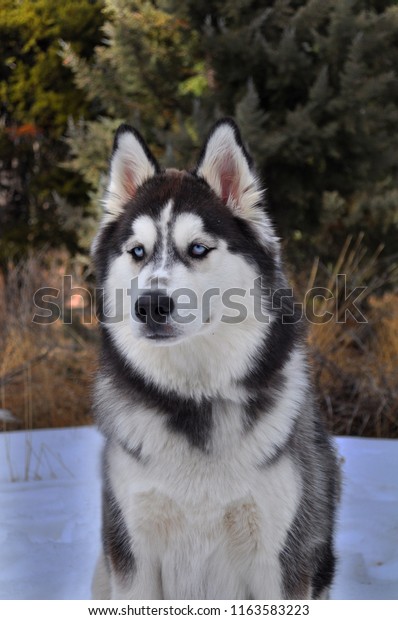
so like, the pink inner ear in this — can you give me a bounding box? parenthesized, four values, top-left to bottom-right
(123, 166, 137, 198)
(219, 155, 240, 206)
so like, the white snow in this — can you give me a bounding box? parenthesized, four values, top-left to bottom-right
(0, 427, 397, 600)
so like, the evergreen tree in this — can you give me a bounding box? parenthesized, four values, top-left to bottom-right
(0, 0, 105, 264)
(64, 0, 211, 214)
(67, 0, 398, 266)
(174, 0, 398, 263)
(0, 0, 105, 136)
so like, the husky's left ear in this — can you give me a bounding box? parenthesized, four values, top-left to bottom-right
(195, 118, 264, 221)
(105, 124, 160, 217)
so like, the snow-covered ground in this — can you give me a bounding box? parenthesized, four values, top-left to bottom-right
(0, 427, 397, 600)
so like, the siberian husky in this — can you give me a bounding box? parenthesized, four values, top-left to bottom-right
(91, 119, 339, 600)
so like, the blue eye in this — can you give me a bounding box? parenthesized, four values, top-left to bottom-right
(129, 246, 145, 260)
(189, 243, 209, 258)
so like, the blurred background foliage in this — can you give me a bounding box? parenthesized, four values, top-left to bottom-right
(1, 0, 398, 267)
(0, 0, 397, 435)
(0, 0, 105, 262)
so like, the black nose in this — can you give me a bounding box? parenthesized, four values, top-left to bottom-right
(134, 291, 174, 325)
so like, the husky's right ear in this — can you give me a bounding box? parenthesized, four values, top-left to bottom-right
(104, 124, 160, 218)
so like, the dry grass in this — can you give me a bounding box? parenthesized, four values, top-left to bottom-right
(0, 252, 98, 432)
(304, 236, 398, 438)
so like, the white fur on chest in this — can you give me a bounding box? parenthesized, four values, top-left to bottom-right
(108, 435, 302, 599)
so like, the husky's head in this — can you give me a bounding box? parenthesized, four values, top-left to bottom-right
(93, 120, 289, 386)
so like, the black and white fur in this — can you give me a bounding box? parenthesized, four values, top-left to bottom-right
(91, 119, 339, 600)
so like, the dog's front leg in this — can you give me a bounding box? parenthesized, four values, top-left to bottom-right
(92, 552, 112, 600)
(110, 556, 163, 600)
(247, 559, 312, 600)
(101, 482, 164, 599)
